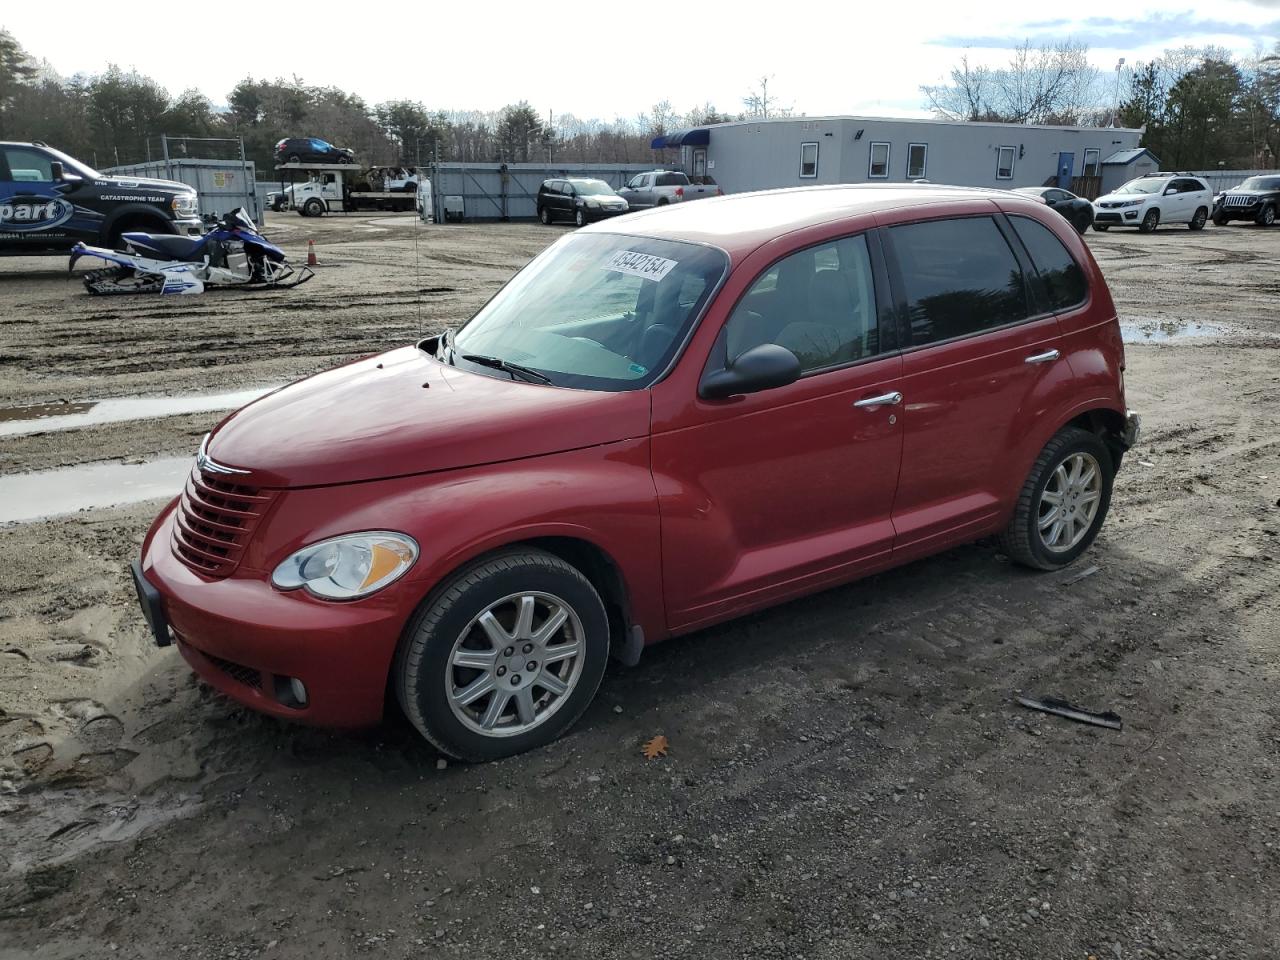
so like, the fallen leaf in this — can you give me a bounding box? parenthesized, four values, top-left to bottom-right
(642, 735, 669, 760)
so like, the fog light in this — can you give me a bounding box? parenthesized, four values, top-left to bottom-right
(290, 677, 308, 707)
(1125, 211, 1138, 219)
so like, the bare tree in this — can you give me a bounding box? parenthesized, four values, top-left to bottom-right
(922, 55, 997, 121)
(742, 75, 792, 119)
(922, 42, 1103, 125)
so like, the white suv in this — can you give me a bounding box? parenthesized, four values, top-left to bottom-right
(1093, 174, 1212, 233)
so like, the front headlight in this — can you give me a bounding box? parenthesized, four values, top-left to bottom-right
(586, 198, 600, 208)
(171, 193, 199, 217)
(271, 531, 418, 600)
(1118, 199, 1145, 208)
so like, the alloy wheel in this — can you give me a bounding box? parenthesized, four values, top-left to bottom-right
(1037, 452, 1103, 553)
(445, 591, 585, 738)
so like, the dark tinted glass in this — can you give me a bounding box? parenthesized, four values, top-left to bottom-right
(656, 173, 688, 186)
(1009, 216, 1088, 312)
(890, 217, 1029, 346)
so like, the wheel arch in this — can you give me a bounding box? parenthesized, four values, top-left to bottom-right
(386, 532, 641, 706)
(101, 205, 174, 246)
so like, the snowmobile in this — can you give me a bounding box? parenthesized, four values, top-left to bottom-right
(69, 208, 313, 296)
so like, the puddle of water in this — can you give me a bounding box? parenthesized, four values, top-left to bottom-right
(0, 457, 190, 524)
(1119, 320, 1225, 343)
(0, 386, 277, 438)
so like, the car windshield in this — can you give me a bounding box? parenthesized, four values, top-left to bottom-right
(451, 233, 728, 392)
(1240, 176, 1280, 191)
(572, 180, 614, 196)
(1116, 179, 1164, 195)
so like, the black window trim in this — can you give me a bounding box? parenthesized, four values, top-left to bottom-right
(699, 227, 899, 386)
(1002, 212, 1093, 316)
(879, 211, 1054, 355)
(799, 141, 819, 179)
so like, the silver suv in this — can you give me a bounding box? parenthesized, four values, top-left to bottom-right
(1092, 174, 1212, 233)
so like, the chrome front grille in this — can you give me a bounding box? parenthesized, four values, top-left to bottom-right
(170, 465, 275, 578)
(1223, 194, 1258, 208)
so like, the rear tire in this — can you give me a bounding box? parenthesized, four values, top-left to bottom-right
(395, 549, 610, 762)
(1189, 207, 1207, 230)
(1139, 209, 1160, 233)
(287, 153, 301, 164)
(999, 427, 1114, 571)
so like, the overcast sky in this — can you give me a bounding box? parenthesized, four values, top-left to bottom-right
(4, 1, 1279, 121)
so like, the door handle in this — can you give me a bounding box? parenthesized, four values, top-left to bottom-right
(853, 391, 903, 409)
(1024, 349, 1060, 364)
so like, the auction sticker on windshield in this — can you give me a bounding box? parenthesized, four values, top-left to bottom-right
(605, 250, 678, 283)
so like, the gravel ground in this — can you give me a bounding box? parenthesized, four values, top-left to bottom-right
(1, 212, 1278, 959)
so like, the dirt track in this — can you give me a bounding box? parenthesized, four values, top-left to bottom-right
(2, 213, 1279, 959)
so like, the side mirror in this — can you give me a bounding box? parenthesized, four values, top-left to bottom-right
(50, 161, 82, 187)
(1164, 186, 1177, 195)
(699, 343, 802, 400)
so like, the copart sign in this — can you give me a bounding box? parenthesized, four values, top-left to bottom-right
(0, 196, 74, 232)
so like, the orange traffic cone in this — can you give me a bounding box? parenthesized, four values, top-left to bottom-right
(306, 239, 318, 266)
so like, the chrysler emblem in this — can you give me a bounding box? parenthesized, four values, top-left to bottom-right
(197, 434, 250, 476)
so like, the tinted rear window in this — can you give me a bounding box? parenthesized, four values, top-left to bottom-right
(1008, 216, 1088, 312)
(889, 217, 1029, 346)
(656, 173, 689, 186)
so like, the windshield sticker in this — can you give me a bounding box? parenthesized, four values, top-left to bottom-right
(605, 250, 678, 283)
(629, 362, 648, 375)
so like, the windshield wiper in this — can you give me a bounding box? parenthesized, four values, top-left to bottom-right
(460, 353, 553, 385)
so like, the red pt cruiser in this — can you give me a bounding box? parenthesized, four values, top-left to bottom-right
(132, 185, 1140, 761)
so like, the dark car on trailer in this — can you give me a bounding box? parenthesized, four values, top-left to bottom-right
(1212, 175, 1280, 227)
(274, 138, 356, 165)
(536, 178, 629, 227)
(1012, 186, 1094, 234)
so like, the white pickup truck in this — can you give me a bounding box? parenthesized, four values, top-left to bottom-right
(617, 170, 721, 209)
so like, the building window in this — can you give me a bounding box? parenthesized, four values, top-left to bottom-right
(1082, 148, 1100, 178)
(868, 142, 890, 179)
(996, 145, 1016, 180)
(799, 142, 819, 178)
(906, 143, 928, 180)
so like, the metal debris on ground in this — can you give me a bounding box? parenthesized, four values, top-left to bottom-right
(1062, 564, 1100, 585)
(1015, 695, 1122, 730)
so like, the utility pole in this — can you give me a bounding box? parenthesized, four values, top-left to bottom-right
(1112, 58, 1126, 127)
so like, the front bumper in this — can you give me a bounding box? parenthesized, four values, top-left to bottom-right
(1094, 208, 1142, 226)
(583, 206, 629, 222)
(1213, 204, 1260, 222)
(136, 505, 408, 727)
(173, 216, 204, 236)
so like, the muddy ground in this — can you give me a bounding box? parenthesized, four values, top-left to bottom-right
(1, 212, 1278, 959)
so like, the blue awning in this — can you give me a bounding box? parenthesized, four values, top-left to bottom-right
(650, 127, 710, 150)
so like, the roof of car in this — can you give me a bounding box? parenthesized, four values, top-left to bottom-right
(587, 183, 1045, 258)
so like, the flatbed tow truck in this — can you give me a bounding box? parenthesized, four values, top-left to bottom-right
(270, 162, 430, 217)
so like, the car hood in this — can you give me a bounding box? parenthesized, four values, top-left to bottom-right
(1221, 188, 1270, 197)
(99, 174, 193, 195)
(1094, 192, 1150, 205)
(205, 346, 652, 488)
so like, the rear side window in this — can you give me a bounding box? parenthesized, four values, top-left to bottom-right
(889, 217, 1029, 346)
(656, 173, 688, 187)
(1008, 216, 1088, 312)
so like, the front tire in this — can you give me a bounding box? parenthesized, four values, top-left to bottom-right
(1213, 214, 1228, 226)
(574, 208, 586, 227)
(539, 205, 552, 225)
(1189, 207, 1207, 230)
(303, 199, 324, 218)
(1257, 204, 1276, 227)
(1093, 224, 1109, 232)
(395, 549, 610, 762)
(1139, 209, 1160, 233)
(999, 427, 1114, 571)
